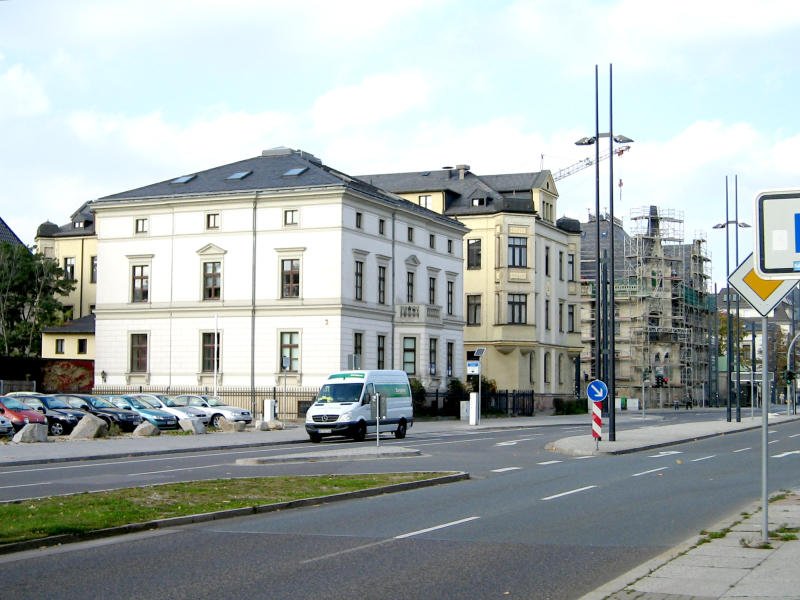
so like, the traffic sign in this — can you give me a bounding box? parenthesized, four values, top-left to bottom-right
(728, 253, 796, 317)
(587, 379, 608, 402)
(754, 189, 800, 279)
(466, 360, 480, 375)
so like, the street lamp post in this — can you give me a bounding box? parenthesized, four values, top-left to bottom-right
(576, 63, 633, 442)
(713, 175, 750, 423)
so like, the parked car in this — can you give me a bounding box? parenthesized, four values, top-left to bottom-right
(0, 396, 47, 432)
(173, 395, 253, 428)
(128, 393, 209, 425)
(0, 413, 14, 437)
(55, 394, 143, 432)
(9, 393, 85, 436)
(105, 395, 179, 430)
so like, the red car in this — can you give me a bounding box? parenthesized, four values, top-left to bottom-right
(0, 396, 47, 432)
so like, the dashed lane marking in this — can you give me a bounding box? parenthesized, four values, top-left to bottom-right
(632, 467, 669, 477)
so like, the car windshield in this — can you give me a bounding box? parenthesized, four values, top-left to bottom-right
(203, 397, 225, 407)
(171, 398, 189, 406)
(90, 397, 115, 409)
(44, 397, 71, 409)
(184, 397, 206, 407)
(1, 398, 33, 410)
(127, 397, 154, 410)
(316, 383, 363, 404)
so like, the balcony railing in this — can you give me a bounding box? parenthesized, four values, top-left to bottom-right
(396, 303, 442, 324)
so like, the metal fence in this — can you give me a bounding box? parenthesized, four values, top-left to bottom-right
(419, 389, 535, 417)
(0, 379, 36, 395)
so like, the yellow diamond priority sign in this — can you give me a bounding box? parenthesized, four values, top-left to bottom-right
(728, 253, 797, 317)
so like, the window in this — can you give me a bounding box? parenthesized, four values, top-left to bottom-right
(545, 246, 551, 276)
(467, 295, 481, 325)
(559, 251, 564, 280)
(429, 338, 437, 375)
(63, 257, 75, 280)
(280, 331, 299, 372)
(206, 213, 220, 230)
(378, 266, 386, 304)
(447, 342, 454, 377)
(77, 338, 87, 355)
(568, 304, 576, 332)
(62, 305, 73, 321)
(283, 209, 298, 226)
(429, 233, 435, 249)
(132, 265, 149, 302)
(201, 332, 220, 373)
(544, 352, 551, 383)
(377, 335, 386, 370)
(568, 253, 575, 281)
(355, 260, 364, 301)
(407, 226, 414, 242)
(508, 294, 527, 324)
(379, 219, 385, 235)
(558, 354, 564, 384)
(559, 301, 564, 332)
(356, 212, 363, 229)
(467, 239, 481, 269)
(135, 218, 148, 234)
(203, 261, 221, 300)
(447, 239, 453, 254)
(428, 276, 436, 305)
(406, 271, 414, 303)
(55, 338, 64, 355)
(90, 256, 97, 283)
(544, 299, 551, 330)
(354, 332, 363, 363)
(130, 333, 148, 373)
(418, 194, 432, 209)
(403, 337, 416, 375)
(508, 237, 527, 268)
(281, 259, 300, 298)
(447, 281, 454, 315)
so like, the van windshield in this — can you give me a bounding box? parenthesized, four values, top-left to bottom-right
(316, 383, 363, 404)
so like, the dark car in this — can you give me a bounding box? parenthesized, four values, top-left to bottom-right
(8, 393, 85, 436)
(0, 396, 48, 432)
(55, 393, 144, 432)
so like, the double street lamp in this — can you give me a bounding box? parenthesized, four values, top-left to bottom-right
(713, 175, 750, 422)
(576, 64, 633, 442)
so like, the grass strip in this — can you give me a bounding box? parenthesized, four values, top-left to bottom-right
(0, 473, 442, 545)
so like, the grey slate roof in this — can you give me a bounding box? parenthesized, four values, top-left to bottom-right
(94, 147, 466, 231)
(0, 216, 26, 247)
(36, 200, 96, 239)
(42, 313, 95, 334)
(358, 167, 554, 217)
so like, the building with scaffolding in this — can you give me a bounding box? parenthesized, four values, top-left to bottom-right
(580, 206, 713, 407)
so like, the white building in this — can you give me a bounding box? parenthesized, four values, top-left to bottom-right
(92, 147, 468, 391)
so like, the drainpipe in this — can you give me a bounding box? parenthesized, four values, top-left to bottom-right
(79, 238, 85, 317)
(250, 193, 259, 415)
(391, 211, 396, 369)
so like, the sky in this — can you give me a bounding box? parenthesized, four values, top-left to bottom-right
(2, 0, 799, 289)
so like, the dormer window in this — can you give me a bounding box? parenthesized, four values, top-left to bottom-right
(471, 198, 486, 207)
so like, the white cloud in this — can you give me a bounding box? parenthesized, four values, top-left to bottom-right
(0, 64, 49, 118)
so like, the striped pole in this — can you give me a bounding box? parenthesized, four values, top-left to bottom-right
(592, 400, 603, 441)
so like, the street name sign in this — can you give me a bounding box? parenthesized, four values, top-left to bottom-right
(754, 189, 800, 279)
(728, 253, 796, 317)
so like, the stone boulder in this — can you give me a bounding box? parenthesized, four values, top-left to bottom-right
(219, 419, 246, 432)
(254, 420, 270, 431)
(12, 423, 49, 443)
(133, 421, 161, 436)
(179, 418, 206, 434)
(266, 419, 285, 430)
(70, 414, 109, 439)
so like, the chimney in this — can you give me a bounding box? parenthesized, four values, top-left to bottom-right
(456, 164, 470, 180)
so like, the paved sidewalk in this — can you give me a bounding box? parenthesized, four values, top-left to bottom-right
(3, 408, 800, 599)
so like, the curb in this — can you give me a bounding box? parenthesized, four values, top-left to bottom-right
(0, 471, 469, 556)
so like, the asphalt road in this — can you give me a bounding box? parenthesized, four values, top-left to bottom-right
(2, 415, 800, 599)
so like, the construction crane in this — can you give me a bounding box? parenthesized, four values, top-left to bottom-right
(550, 145, 630, 181)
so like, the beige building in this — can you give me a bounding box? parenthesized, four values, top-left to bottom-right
(361, 165, 583, 404)
(41, 314, 96, 360)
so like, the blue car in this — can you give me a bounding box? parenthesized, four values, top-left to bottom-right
(105, 395, 179, 430)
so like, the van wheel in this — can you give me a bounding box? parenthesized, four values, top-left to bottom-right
(309, 432, 322, 443)
(394, 420, 407, 439)
(353, 421, 366, 442)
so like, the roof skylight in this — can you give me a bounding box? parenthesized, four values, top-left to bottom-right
(226, 170, 252, 180)
(282, 166, 308, 177)
(171, 174, 196, 184)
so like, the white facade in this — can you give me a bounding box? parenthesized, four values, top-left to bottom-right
(93, 157, 467, 391)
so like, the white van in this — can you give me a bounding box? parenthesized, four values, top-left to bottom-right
(305, 370, 414, 443)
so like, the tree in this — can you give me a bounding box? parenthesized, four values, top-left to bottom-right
(0, 242, 74, 356)
(717, 312, 747, 357)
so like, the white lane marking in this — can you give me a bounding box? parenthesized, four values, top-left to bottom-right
(773, 450, 800, 458)
(0, 481, 52, 490)
(648, 451, 682, 458)
(575, 455, 597, 460)
(691, 455, 716, 462)
(495, 437, 537, 446)
(632, 467, 669, 477)
(128, 463, 227, 476)
(733, 447, 751, 453)
(395, 516, 481, 539)
(789, 434, 800, 438)
(537, 460, 562, 465)
(541, 485, 597, 501)
(769, 440, 780, 445)
(491, 467, 521, 473)
(409, 437, 495, 447)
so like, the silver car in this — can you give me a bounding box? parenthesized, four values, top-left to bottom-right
(0, 414, 13, 437)
(128, 394, 210, 425)
(173, 395, 253, 429)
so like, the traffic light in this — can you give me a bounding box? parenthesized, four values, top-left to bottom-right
(655, 374, 664, 387)
(786, 370, 795, 382)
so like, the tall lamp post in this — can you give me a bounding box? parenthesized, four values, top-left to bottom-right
(576, 63, 633, 442)
(713, 175, 750, 422)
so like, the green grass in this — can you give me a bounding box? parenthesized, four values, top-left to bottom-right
(0, 473, 444, 545)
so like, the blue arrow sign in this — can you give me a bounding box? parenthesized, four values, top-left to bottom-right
(587, 379, 608, 402)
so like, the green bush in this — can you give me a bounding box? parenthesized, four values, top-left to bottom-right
(553, 398, 588, 415)
(409, 378, 426, 413)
